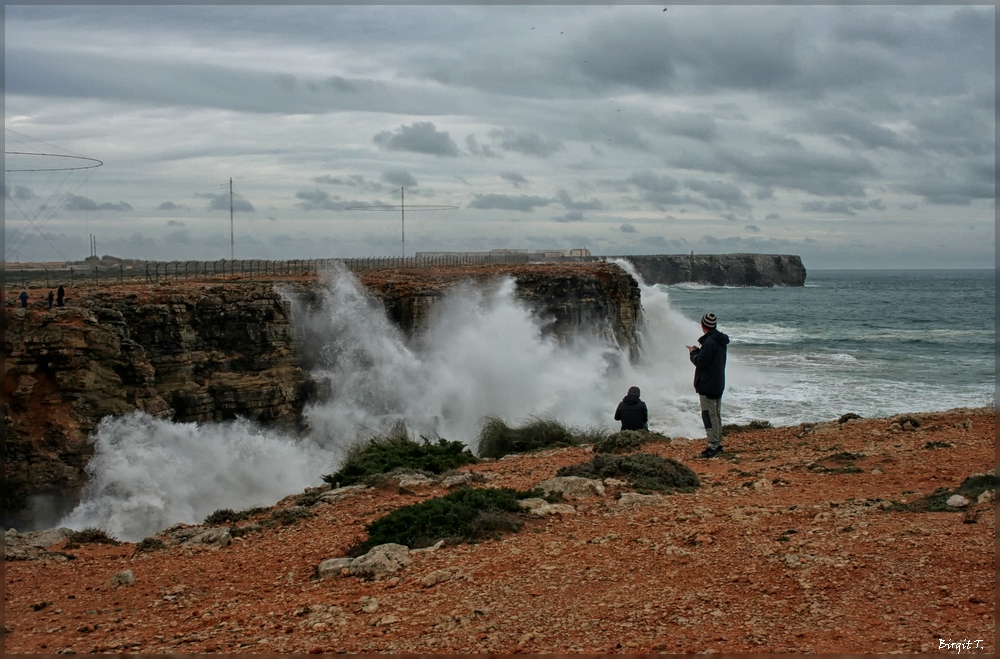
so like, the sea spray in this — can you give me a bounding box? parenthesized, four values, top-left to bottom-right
(59, 265, 714, 540)
(60, 414, 327, 541)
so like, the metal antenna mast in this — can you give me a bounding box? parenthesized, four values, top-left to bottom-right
(230, 178, 234, 262)
(347, 188, 458, 257)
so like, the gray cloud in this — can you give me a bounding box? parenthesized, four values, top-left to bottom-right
(468, 194, 554, 212)
(619, 224, 638, 234)
(553, 211, 584, 223)
(64, 195, 133, 212)
(166, 219, 185, 226)
(158, 201, 188, 211)
(745, 224, 760, 233)
(381, 169, 418, 188)
(684, 179, 749, 208)
(802, 199, 888, 215)
(467, 135, 498, 158)
(197, 192, 255, 213)
(490, 128, 563, 158)
(557, 190, 604, 211)
(295, 189, 341, 211)
(500, 172, 528, 188)
(374, 122, 459, 157)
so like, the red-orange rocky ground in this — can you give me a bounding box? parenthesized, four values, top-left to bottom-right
(4, 407, 995, 655)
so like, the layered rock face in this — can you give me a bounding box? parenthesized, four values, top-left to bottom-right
(4, 284, 311, 528)
(618, 253, 806, 287)
(353, 262, 643, 359)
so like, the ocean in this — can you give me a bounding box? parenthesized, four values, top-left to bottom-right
(653, 269, 995, 429)
(56, 266, 995, 540)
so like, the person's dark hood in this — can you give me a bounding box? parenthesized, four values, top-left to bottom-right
(622, 393, 642, 405)
(699, 329, 730, 346)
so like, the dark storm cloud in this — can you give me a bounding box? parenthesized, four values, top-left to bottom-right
(557, 190, 603, 211)
(489, 128, 563, 158)
(373, 122, 459, 157)
(684, 179, 749, 209)
(295, 189, 341, 211)
(468, 194, 553, 212)
(381, 170, 418, 188)
(670, 144, 879, 197)
(196, 192, 255, 213)
(658, 112, 718, 142)
(789, 109, 909, 151)
(500, 172, 528, 188)
(64, 195, 133, 212)
(158, 201, 189, 211)
(624, 171, 696, 208)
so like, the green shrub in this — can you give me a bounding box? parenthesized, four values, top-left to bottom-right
(66, 527, 120, 546)
(594, 429, 669, 454)
(557, 453, 700, 493)
(721, 419, 772, 434)
(135, 537, 165, 552)
(888, 473, 996, 513)
(476, 415, 581, 459)
(347, 487, 534, 556)
(268, 506, 315, 526)
(322, 427, 478, 487)
(204, 508, 252, 525)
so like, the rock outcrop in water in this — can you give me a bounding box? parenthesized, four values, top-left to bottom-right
(3, 262, 642, 528)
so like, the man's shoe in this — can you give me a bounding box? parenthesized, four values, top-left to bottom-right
(699, 446, 723, 458)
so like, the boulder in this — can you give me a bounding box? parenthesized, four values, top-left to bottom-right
(109, 570, 135, 588)
(536, 476, 605, 499)
(317, 543, 412, 581)
(946, 495, 971, 508)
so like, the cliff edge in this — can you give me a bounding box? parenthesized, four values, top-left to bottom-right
(617, 253, 806, 287)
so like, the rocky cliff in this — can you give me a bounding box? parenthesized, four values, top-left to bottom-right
(617, 253, 806, 287)
(4, 284, 312, 529)
(4, 263, 642, 528)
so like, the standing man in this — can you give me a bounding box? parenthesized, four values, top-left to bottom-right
(687, 312, 730, 458)
(57, 284, 65, 307)
(47, 290, 55, 310)
(18, 289, 29, 308)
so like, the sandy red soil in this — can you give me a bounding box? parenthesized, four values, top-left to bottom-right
(4, 407, 995, 655)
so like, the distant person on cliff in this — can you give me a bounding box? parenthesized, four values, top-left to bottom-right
(19, 289, 29, 308)
(47, 290, 55, 310)
(57, 285, 65, 307)
(688, 312, 730, 458)
(614, 386, 649, 431)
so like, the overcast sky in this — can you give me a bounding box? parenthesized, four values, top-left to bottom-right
(4, 3, 995, 268)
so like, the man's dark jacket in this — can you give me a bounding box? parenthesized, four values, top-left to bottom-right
(690, 329, 730, 399)
(614, 393, 648, 431)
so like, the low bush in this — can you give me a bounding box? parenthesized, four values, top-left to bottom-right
(888, 473, 996, 513)
(476, 416, 582, 459)
(204, 508, 250, 525)
(347, 487, 535, 556)
(593, 429, 669, 454)
(322, 426, 478, 487)
(268, 506, 315, 526)
(557, 453, 700, 493)
(135, 537, 165, 553)
(66, 527, 120, 546)
(721, 419, 772, 434)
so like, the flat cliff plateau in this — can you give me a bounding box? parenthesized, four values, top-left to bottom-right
(3, 262, 641, 528)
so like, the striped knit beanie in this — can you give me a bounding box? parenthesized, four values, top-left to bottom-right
(701, 312, 717, 330)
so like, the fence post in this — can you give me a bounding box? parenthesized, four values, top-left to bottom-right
(95, 267, 99, 286)
(45, 268, 49, 288)
(119, 264, 123, 284)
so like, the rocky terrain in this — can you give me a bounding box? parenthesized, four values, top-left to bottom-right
(4, 407, 994, 655)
